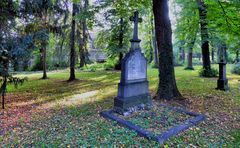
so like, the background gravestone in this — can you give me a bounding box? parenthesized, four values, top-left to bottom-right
(114, 11, 152, 115)
(216, 44, 229, 91)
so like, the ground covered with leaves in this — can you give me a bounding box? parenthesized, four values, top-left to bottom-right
(0, 65, 240, 147)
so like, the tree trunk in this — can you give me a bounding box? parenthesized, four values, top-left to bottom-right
(13, 59, 19, 71)
(115, 18, 124, 70)
(151, 15, 159, 66)
(153, 0, 182, 100)
(182, 49, 185, 63)
(179, 48, 185, 63)
(41, 8, 48, 79)
(149, 19, 153, 63)
(236, 49, 239, 63)
(82, 0, 89, 65)
(69, 3, 77, 81)
(42, 43, 47, 79)
(186, 32, 197, 70)
(1, 59, 8, 109)
(59, 36, 65, 67)
(211, 48, 215, 63)
(197, 0, 211, 71)
(1, 76, 6, 109)
(77, 28, 85, 68)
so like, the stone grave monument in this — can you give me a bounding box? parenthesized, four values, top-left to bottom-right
(216, 44, 229, 91)
(114, 11, 152, 115)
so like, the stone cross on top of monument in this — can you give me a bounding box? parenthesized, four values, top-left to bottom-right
(130, 11, 142, 50)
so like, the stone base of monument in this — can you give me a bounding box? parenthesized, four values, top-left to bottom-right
(114, 80, 152, 116)
(100, 103, 205, 145)
(216, 79, 229, 91)
(114, 96, 152, 116)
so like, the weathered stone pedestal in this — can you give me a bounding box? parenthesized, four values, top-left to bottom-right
(216, 62, 229, 91)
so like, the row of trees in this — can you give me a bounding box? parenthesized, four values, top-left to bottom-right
(1, 0, 240, 100)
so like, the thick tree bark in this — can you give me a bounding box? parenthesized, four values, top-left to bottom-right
(69, 3, 77, 81)
(115, 18, 124, 70)
(197, 0, 211, 71)
(153, 0, 182, 100)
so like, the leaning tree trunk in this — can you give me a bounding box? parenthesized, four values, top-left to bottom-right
(153, 0, 182, 100)
(197, 0, 211, 72)
(115, 18, 124, 70)
(69, 3, 77, 81)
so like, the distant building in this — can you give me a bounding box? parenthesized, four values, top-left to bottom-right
(88, 32, 107, 63)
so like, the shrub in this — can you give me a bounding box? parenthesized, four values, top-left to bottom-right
(231, 63, 240, 75)
(150, 61, 159, 69)
(199, 68, 218, 77)
(103, 60, 115, 70)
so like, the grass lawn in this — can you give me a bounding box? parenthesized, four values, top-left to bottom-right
(0, 65, 240, 147)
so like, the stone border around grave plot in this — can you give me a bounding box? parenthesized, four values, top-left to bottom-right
(100, 104, 206, 145)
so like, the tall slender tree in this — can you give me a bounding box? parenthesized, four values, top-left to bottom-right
(69, 2, 77, 81)
(153, 0, 182, 100)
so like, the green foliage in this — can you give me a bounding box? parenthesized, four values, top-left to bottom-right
(95, 0, 152, 60)
(231, 63, 240, 75)
(150, 61, 159, 69)
(198, 68, 218, 77)
(95, 22, 131, 58)
(80, 59, 116, 71)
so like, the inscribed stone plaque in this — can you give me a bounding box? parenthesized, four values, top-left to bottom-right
(127, 52, 146, 81)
